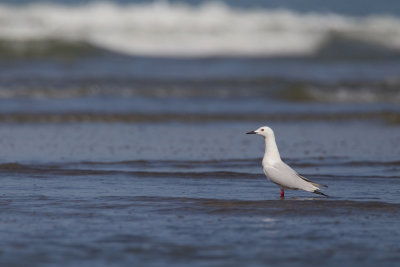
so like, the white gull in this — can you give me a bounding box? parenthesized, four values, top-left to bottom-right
(246, 126, 328, 198)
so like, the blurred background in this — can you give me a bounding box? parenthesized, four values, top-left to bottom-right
(0, 0, 400, 123)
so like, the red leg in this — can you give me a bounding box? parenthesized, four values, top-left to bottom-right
(280, 189, 284, 198)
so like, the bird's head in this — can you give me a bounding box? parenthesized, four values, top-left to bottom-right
(246, 126, 274, 137)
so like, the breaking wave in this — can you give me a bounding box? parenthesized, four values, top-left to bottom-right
(1, 1, 400, 58)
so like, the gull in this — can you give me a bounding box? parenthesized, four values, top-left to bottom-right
(246, 126, 328, 198)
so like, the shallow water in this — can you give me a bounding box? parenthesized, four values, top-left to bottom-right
(0, 122, 400, 266)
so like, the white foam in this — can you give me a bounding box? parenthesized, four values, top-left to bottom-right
(0, 1, 400, 57)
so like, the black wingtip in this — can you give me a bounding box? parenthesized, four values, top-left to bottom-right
(313, 190, 329, 197)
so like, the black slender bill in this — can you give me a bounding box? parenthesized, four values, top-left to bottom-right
(246, 131, 256, 134)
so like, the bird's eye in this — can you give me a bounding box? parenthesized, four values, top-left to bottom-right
(261, 129, 264, 131)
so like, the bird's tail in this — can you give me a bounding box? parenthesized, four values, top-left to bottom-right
(311, 181, 328, 188)
(299, 175, 328, 188)
(313, 190, 329, 197)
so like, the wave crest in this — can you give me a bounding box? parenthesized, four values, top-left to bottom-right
(0, 1, 400, 57)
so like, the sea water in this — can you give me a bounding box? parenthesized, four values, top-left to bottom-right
(0, 0, 399, 266)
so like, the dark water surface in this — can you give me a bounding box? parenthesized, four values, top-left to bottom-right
(0, 122, 400, 266)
